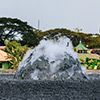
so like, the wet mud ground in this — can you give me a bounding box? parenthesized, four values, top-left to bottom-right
(0, 74, 100, 100)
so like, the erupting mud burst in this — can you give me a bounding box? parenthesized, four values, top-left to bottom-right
(15, 36, 88, 80)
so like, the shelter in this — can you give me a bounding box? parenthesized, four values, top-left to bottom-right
(75, 42, 90, 53)
(75, 43, 100, 60)
(0, 50, 12, 69)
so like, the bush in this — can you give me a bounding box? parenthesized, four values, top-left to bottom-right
(87, 65, 93, 70)
(5, 41, 29, 69)
(80, 58, 85, 64)
(97, 63, 100, 69)
(86, 57, 89, 63)
(94, 66, 97, 70)
(88, 59, 94, 65)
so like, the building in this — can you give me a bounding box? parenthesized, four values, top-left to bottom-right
(0, 46, 5, 50)
(75, 43, 100, 60)
(75, 42, 90, 53)
(0, 49, 12, 69)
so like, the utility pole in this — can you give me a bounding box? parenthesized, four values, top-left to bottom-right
(38, 20, 40, 30)
(37, 20, 40, 45)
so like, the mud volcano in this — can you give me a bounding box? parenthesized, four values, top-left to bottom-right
(15, 36, 88, 80)
(1, 37, 100, 100)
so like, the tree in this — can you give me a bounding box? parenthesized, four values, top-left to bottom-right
(40, 28, 81, 46)
(74, 28, 82, 33)
(40, 28, 100, 48)
(4, 41, 29, 69)
(0, 17, 38, 47)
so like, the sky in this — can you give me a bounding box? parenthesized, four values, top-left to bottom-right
(0, 0, 100, 34)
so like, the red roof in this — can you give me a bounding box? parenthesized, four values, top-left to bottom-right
(0, 46, 5, 50)
(0, 50, 12, 61)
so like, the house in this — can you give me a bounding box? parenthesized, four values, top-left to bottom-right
(0, 49, 12, 69)
(75, 42, 100, 60)
(0, 46, 5, 50)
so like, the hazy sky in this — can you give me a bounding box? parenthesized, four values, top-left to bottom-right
(0, 0, 100, 33)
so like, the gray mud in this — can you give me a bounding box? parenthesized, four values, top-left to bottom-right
(0, 74, 100, 100)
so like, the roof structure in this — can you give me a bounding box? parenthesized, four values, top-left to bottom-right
(0, 50, 12, 61)
(0, 46, 5, 50)
(75, 43, 100, 60)
(75, 43, 90, 50)
(78, 53, 100, 60)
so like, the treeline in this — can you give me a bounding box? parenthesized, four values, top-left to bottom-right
(0, 17, 100, 49)
(0, 17, 100, 69)
(40, 28, 100, 49)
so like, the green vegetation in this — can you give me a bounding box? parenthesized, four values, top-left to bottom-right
(1, 17, 100, 49)
(39, 28, 100, 49)
(0, 17, 38, 47)
(80, 57, 100, 70)
(4, 41, 29, 69)
(1, 17, 100, 69)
